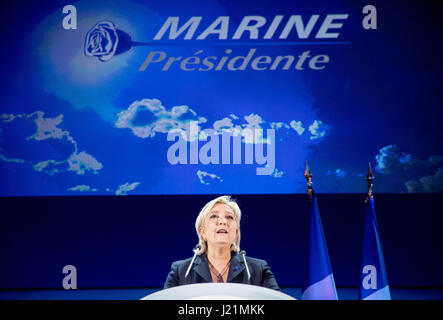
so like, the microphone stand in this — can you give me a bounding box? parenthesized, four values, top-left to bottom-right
(185, 244, 201, 278)
(240, 250, 251, 284)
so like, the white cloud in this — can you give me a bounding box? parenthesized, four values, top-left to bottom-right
(170, 105, 193, 118)
(270, 122, 290, 130)
(0, 110, 103, 176)
(198, 117, 208, 124)
(404, 167, 443, 193)
(115, 98, 204, 139)
(115, 182, 140, 195)
(32, 150, 103, 176)
(197, 170, 223, 185)
(398, 153, 426, 168)
(326, 169, 347, 179)
(213, 117, 234, 131)
(68, 185, 98, 192)
(289, 120, 305, 135)
(117, 99, 330, 149)
(33, 159, 65, 175)
(374, 147, 443, 192)
(241, 114, 272, 144)
(375, 144, 399, 174)
(375, 145, 425, 175)
(0, 113, 27, 123)
(308, 120, 327, 140)
(0, 153, 26, 164)
(243, 113, 264, 128)
(398, 153, 412, 165)
(67, 151, 103, 175)
(272, 168, 285, 178)
(27, 112, 66, 141)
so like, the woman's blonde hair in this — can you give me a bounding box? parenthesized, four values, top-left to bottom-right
(195, 195, 241, 255)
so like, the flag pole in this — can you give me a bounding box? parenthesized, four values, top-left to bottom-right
(365, 162, 374, 203)
(359, 162, 391, 300)
(301, 161, 338, 300)
(304, 160, 313, 203)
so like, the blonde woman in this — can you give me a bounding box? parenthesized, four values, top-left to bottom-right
(164, 195, 279, 290)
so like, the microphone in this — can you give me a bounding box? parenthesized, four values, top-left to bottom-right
(240, 250, 251, 283)
(185, 244, 201, 278)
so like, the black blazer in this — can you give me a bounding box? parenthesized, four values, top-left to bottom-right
(164, 251, 279, 290)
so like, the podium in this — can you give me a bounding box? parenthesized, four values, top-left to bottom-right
(141, 283, 296, 300)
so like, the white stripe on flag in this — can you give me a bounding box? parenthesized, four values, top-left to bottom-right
(301, 274, 338, 300)
(363, 285, 391, 300)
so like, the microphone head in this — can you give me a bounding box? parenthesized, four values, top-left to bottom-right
(193, 244, 202, 252)
(240, 250, 246, 255)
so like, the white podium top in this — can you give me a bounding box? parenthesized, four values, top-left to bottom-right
(141, 283, 296, 300)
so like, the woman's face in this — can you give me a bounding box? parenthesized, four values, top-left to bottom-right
(200, 203, 239, 249)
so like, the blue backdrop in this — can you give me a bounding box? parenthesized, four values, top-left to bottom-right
(0, 0, 442, 195)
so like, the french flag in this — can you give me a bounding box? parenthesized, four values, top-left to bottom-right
(301, 190, 338, 300)
(359, 196, 391, 300)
